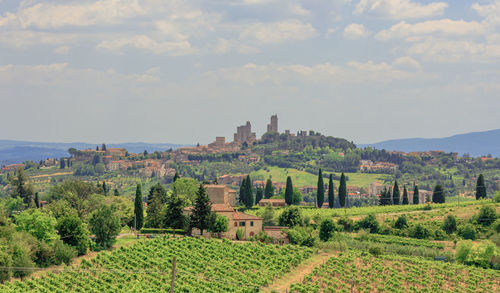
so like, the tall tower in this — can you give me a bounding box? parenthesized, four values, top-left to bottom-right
(267, 114, 278, 133)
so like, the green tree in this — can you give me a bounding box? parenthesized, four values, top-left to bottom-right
(413, 185, 419, 204)
(379, 187, 391, 206)
(10, 167, 34, 207)
(101, 143, 107, 151)
(338, 173, 347, 208)
(402, 185, 409, 205)
(134, 184, 144, 230)
(264, 178, 274, 198)
(255, 187, 263, 205)
(475, 174, 487, 200)
(278, 206, 303, 227)
(239, 177, 247, 205)
(15, 209, 59, 243)
(262, 203, 276, 226)
(432, 184, 445, 203)
(292, 187, 302, 205)
(0, 247, 12, 283)
(172, 178, 199, 205)
(163, 193, 186, 230)
(56, 213, 90, 255)
(89, 205, 120, 249)
(102, 181, 107, 195)
(392, 181, 400, 205)
(173, 171, 180, 182)
(394, 214, 408, 229)
(190, 184, 212, 235)
(476, 205, 497, 226)
(244, 175, 254, 208)
(60, 158, 66, 169)
(212, 215, 228, 238)
(319, 219, 335, 241)
(145, 184, 167, 228)
(284, 176, 294, 206)
(356, 214, 379, 233)
(316, 169, 324, 208)
(443, 214, 457, 234)
(328, 174, 334, 208)
(34, 192, 40, 208)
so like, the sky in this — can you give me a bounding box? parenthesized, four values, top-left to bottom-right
(0, 0, 499, 145)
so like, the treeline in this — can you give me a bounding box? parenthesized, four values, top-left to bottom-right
(187, 153, 243, 162)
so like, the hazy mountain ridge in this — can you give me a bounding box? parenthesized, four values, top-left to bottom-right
(360, 129, 500, 158)
(0, 140, 189, 165)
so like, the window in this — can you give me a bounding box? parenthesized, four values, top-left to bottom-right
(250, 221, 254, 227)
(239, 222, 245, 227)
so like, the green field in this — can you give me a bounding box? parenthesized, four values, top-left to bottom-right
(250, 166, 390, 188)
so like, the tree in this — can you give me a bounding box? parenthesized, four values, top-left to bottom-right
(394, 214, 408, 229)
(60, 158, 66, 169)
(163, 193, 186, 230)
(264, 178, 274, 198)
(443, 215, 457, 234)
(284, 176, 294, 205)
(316, 169, 324, 208)
(292, 187, 302, 205)
(134, 184, 144, 230)
(101, 143, 107, 151)
(10, 167, 34, 207)
(476, 205, 497, 226)
(56, 213, 90, 255)
(328, 174, 334, 208)
(413, 185, 419, 204)
(392, 181, 400, 205)
(172, 178, 199, 205)
(338, 173, 347, 208)
(102, 181, 107, 195)
(278, 206, 303, 227)
(356, 214, 379, 233)
(212, 215, 228, 238)
(432, 184, 445, 203)
(0, 247, 12, 283)
(476, 174, 487, 200)
(239, 177, 247, 205)
(89, 205, 121, 249)
(34, 192, 40, 208)
(255, 187, 263, 205)
(319, 219, 335, 241)
(262, 203, 276, 226)
(15, 209, 59, 243)
(244, 175, 254, 208)
(173, 171, 180, 182)
(190, 184, 212, 235)
(145, 184, 168, 228)
(402, 185, 409, 205)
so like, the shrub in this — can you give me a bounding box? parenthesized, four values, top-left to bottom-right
(369, 245, 383, 257)
(278, 206, 303, 227)
(493, 219, 500, 233)
(236, 228, 244, 240)
(319, 219, 335, 242)
(456, 240, 500, 269)
(286, 226, 316, 247)
(356, 215, 379, 233)
(443, 215, 457, 234)
(337, 217, 354, 232)
(52, 240, 77, 266)
(423, 204, 432, 211)
(458, 224, 476, 240)
(0, 248, 12, 283)
(394, 215, 408, 229)
(476, 205, 497, 227)
(493, 191, 500, 203)
(410, 224, 430, 239)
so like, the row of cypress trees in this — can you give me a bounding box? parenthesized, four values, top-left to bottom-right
(316, 169, 347, 208)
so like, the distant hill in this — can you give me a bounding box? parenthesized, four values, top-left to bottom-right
(0, 140, 188, 165)
(360, 129, 500, 158)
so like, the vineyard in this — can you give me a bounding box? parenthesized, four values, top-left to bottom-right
(290, 250, 500, 293)
(0, 237, 313, 292)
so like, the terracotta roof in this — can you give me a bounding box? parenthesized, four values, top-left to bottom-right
(263, 226, 288, 230)
(211, 203, 235, 212)
(232, 212, 262, 220)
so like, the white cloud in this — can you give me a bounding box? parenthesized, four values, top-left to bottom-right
(240, 20, 317, 44)
(343, 23, 369, 39)
(375, 19, 485, 41)
(354, 0, 448, 20)
(288, 4, 311, 16)
(391, 56, 421, 71)
(97, 35, 196, 56)
(54, 46, 70, 55)
(213, 38, 260, 54)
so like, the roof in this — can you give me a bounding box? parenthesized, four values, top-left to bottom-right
(259, 199, 285, 203)
(232, 212, 262, 221)
(263, 226, 288, 230)
(211, 203, 235, 212)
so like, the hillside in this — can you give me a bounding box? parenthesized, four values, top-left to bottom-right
(360, 129, 500, 157)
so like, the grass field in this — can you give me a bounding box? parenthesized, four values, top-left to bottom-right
(250, 166, 391, 188)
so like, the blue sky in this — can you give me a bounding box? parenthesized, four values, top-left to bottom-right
(0, 0, 499, 144)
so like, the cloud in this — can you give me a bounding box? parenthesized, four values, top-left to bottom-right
(213, 38, 260, 54)
(239, 20, 317, 44)
(54, 46, 70, 55)
(354, 0, 448, 20)
(97, 35, 196, 55)
(343, 23, 369, 39)
(375, 19, 485, 41)
(325, 27, 339, 38)
(391, 56, 421, 71)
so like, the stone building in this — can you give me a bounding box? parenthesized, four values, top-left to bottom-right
(234, 121, 256, 144)
(267, 114, 278, 133)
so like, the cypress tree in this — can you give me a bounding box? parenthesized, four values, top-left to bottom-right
(244, 175, 254, 208)
(379, 187, 387, 206)
(338, 173, 347, 208)
(34, 192, 40, 208)
(102, 143, 107, 151)
(328, 174, 334, 208)
(102, 181, 107, 195)
(413, 185, 419, 204)
(476, 174, 486, 199)
(239, 177, 247, 205)
(134, 184, 144, 230)
(190, 184, 212, 235)
(432, 184, 445, 203)
(402, 185, 409, 205)
(317, 169, 324, 208)
(264, 178, 274, 199)
(173, 171, 180, 182)
(392, 181, 400, 205)
(285, 176, 293, 205)
(60, 158, 65, 169)
(255, 187, 263, 205)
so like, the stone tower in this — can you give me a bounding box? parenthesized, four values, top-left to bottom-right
(267, 114, 278, 133)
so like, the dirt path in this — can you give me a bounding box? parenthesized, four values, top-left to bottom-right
(262, 251, 335, 293)
(30, 171, 73, 178)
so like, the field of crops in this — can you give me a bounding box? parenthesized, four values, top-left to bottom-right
(290, 250, 500, 293)
(0, 237, 312, 292)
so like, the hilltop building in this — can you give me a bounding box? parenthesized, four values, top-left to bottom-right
(267, 114, 278, 133)
(234, 121, 256, 144)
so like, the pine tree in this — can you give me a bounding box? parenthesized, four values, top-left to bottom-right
(173, 171, 180, 182)
(413, 185, 419, 204)
(60, 158, 66, 169)
(285, 176, 293, 205)
(338, 173, 347, 208)
(264, 178, 274, 198)
(164, 194, 186, 230)
(134, 184, 144, 230)
(432, 184, 445, 203)
(244, 175, 254, 208)
(316, 169, 324, 208)
(392, 181, 400, 205)
(328, 174, 334, 208)
(402, 185, 409, 205)
(476, 174, 487, 199)
(190, 184, 212, 235)
(255, 187, 263, 205)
